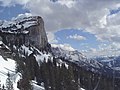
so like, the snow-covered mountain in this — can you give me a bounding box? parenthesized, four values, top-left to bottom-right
(51, 46, 114, 75)
(0, 15, 50, 90)
(0, 15, 48, 49)
(92, 55, 120, 77)
(0, 14, 113, 76)
(0, 15, 119, 90)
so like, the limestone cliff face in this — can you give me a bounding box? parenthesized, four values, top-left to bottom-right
(0, 16, 48, 49)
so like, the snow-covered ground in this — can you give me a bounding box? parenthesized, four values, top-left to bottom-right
(32, 83, 45, 90)
(32, 80, 45, 90)
(0, 55, 20, 90)
(0, 52, 46, 90)
(80, 88, 85, 90)
(0, 56, 16, 84)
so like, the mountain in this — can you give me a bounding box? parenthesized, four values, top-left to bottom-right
(0, 15, 48, 49)
(93, 55, 120, 77)
(0, 15, 49, 90)
(0, 15, 119, 90)
(51, 46, 113, 75)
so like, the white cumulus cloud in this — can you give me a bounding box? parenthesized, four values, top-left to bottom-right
(47, 32, 58, 43)
(51, 43, 75, 51)
(67, 34, 86, 41)
(82, 42, 120, 58)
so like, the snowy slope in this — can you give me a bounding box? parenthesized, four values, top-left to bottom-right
(0, 55, 20, 90)
(0, 43, 49, 90)
(0, 56, 16, 85)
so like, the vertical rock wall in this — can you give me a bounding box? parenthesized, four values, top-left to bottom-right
(28, 16, 48, 49)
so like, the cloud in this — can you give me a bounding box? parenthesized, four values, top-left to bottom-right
(82, 42, 120, 58)
(87, 11, 120, 43)
(0, 0, 29, 7)
(51, 43, 75, 51)
(57, 0, 76, 8)
(47, 32, 58, 43)
(67, 34, 86, 41)
(20, 0, 120, 44)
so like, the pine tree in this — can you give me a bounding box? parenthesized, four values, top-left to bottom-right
(6, 72, 14, 90)
(2, 84, 5, 90)
(0, 80, 1, 90)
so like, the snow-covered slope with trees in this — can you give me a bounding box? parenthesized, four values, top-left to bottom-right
(0, 53, 20, 90)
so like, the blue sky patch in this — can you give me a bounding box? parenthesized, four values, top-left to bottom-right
(55, 29, 100, 51)
(0, 4, 29, 20)
(110, 7, 120, 15)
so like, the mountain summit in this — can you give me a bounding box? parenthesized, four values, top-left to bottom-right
(0, 16, 48, 49)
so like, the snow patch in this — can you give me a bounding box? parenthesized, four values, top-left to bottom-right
(32, 80, 45, 90)
(34, 53, 52, 66)
(23, 21, 36, 29)
(21, 45, 33, 56)
(13, 73, 21, 90)
(80, 88, 85, 90)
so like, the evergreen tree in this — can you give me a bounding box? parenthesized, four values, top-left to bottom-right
(0, 80, 1, 90)
(2, 85, 5, 90)
(6, 72, 14, 90)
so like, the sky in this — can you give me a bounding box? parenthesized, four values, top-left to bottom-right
(0, 0, 120, 57)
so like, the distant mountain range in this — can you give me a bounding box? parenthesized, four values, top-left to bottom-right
(92, 55, 120, 77)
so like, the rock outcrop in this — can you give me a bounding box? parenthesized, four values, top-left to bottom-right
(0, 16, 48, 49)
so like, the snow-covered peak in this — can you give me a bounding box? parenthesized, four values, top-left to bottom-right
(12, 13, 32, 21)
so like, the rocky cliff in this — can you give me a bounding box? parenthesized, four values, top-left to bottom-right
(0, 16, 48, 49)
